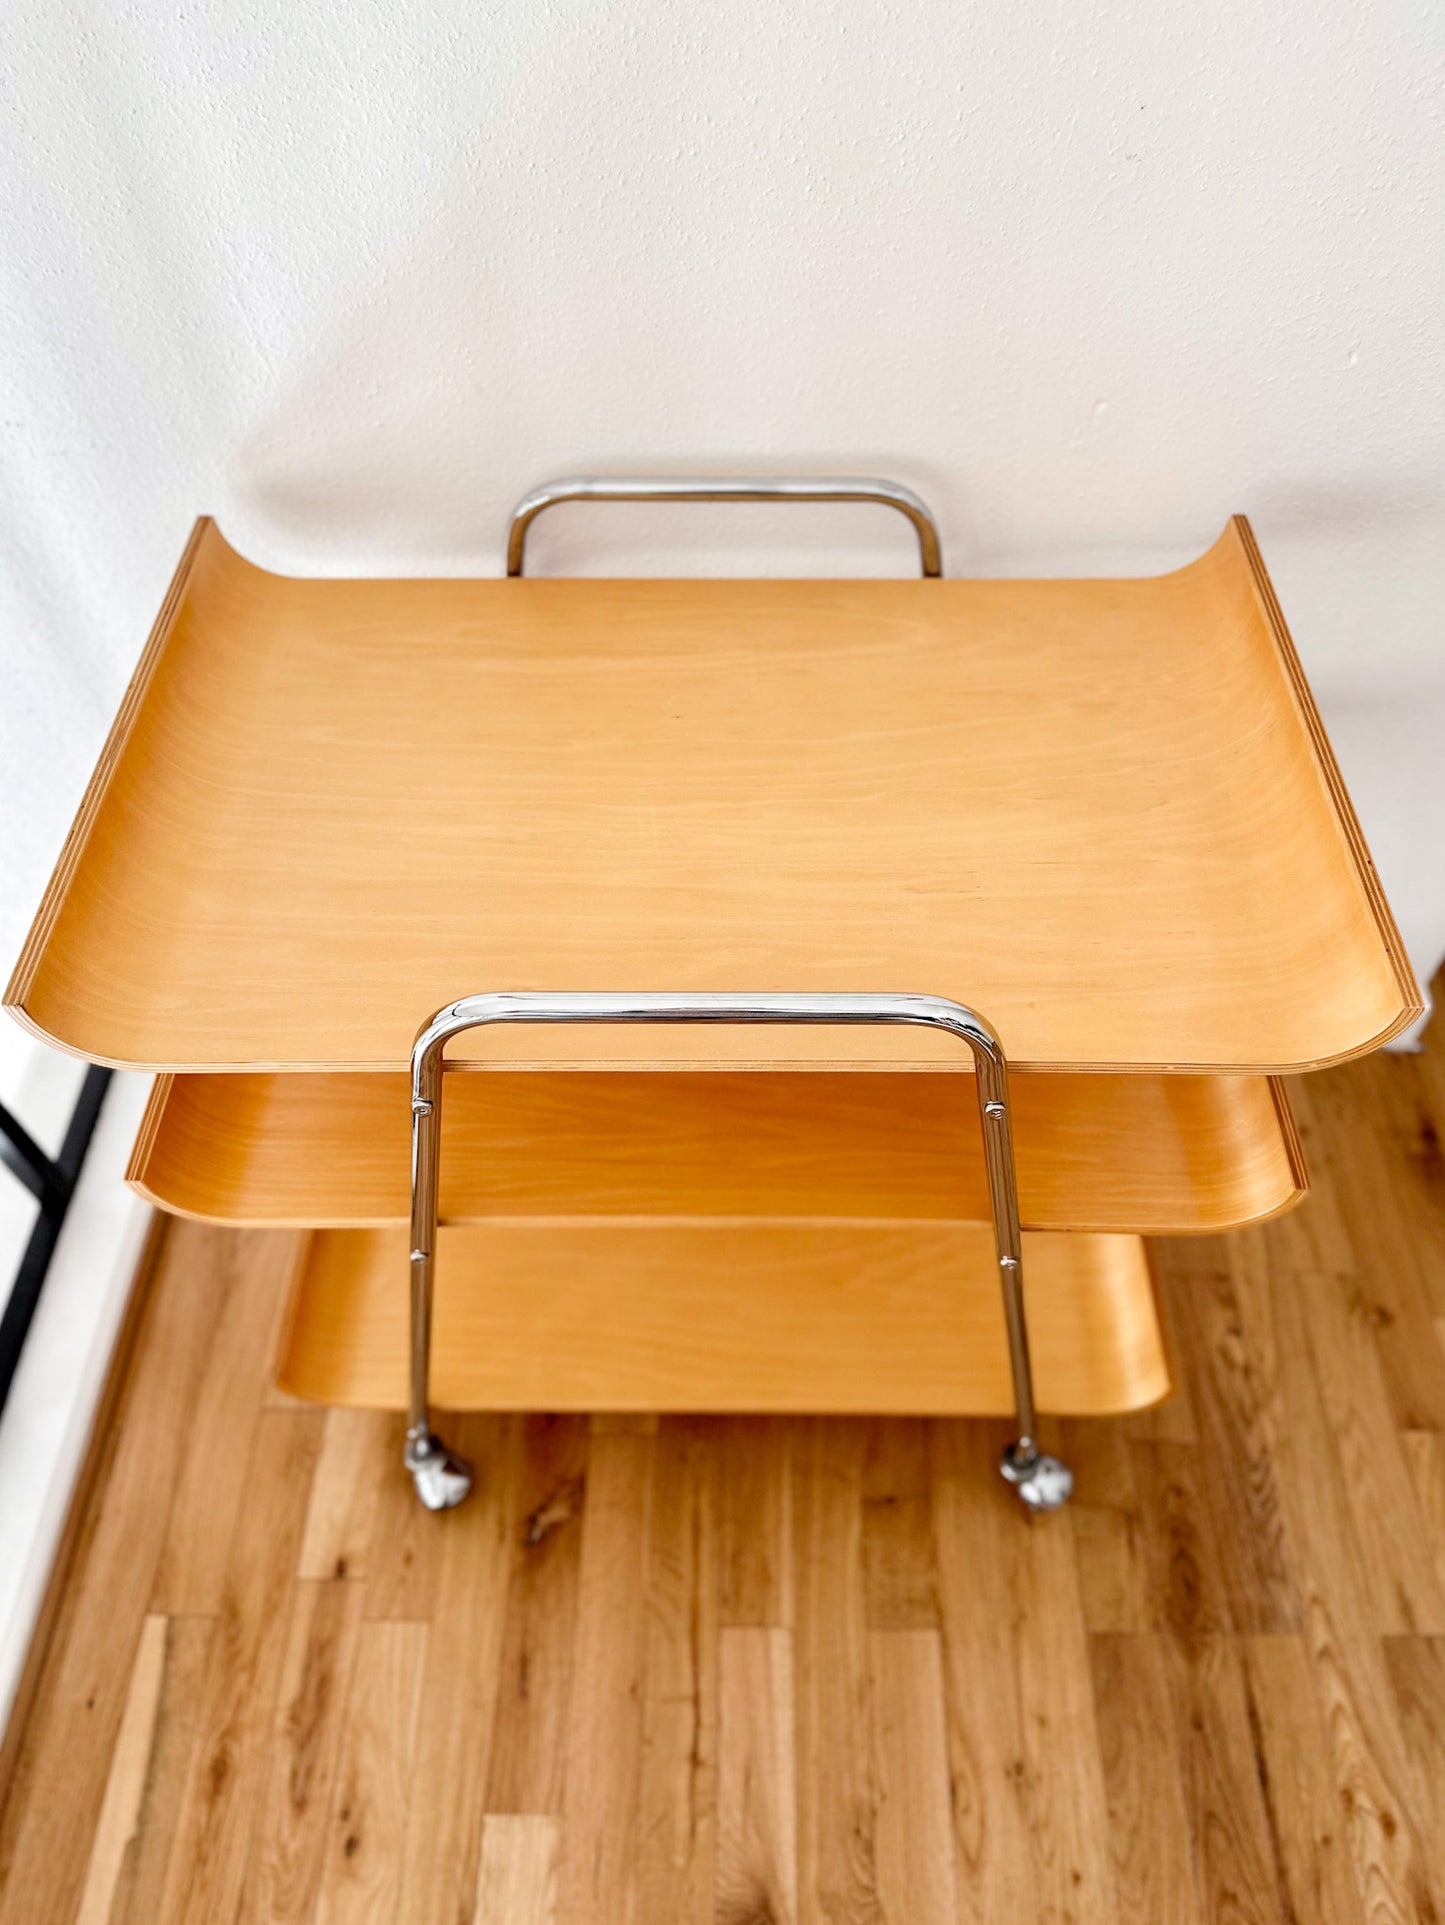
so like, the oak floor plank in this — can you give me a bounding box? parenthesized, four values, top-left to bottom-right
(238, 1577, 364, 1925)
(860, 1419, 937, 1631)
(1306, 1061, 1445, 1425)
(1269, 1072, 1353, 1266)
(484, 1415, 588, 1818)
(1243, 1228, 1382, 1636)
(1299, 1602, 1436, 1925)
(1401, 1431, 1445, 1594)
(1064, 1424, 1151, 1634)
(150, 1232, 306, 1616)
(394, 1415, 514, 1925)
(157, 1409, 324, 1925)
(1088, 1633, 1203, 1925)
(631, 1418, 719, 1924)
(297, 1409, 394, 1584)
(715, 1629, 796, 1925)
(792, 1419, 881, 1925)
(0, 1230, 220, 1923)
(1166, 1238, 1302, 1633)
(1071, 1504, 1151, 1636)
(1122, 1260, 1198, 1444)
(935, 1420, 1119, 1919)
(1132, 1442, 1235, 1639)
(1242, 1635, 1369, 1925)
(471, 1816, 559, 1925)
(868, 1630, 958, 1925)
(313, 1619, 428, 1925)
(1356, 1200, 1445, 1435)
(105, 1618, 215, 1925)
(718, 1417, 792, 1630)
(555, 1427, 653, 1924)
(1158, 1635, 1280, 1925)
(1007, 1488, 1119, 1922)
(930, 1423, 1041, 1923)
(1390, 1056, 1445, 1318)
(75, 1615, 168, 1925)
(358, 1416, 444, 1625)
(1381, 1638, 1445, 1900)
(1295, 1264, 1445, 1634)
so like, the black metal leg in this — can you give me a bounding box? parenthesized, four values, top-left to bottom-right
(0, 1065, 112, 1418)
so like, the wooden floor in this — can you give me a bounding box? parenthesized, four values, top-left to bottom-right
(4, 1040, 1445, 1923)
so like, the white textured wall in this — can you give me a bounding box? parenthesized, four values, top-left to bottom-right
(3, 1, 1443, 993)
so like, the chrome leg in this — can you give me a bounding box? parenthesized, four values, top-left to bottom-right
(995, 1291, 1074, 1513)
(404, 1087, 471, 1511)
(406, 991, 1074, 1516)
(974, 1069, 1074, 1514)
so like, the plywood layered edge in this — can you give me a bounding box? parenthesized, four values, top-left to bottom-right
(1233, 516, 1418, 1019)
(274, 1223, 1170, 1416)
(127, 1067, 1307, 1235)
(6, 518, 209, 1035)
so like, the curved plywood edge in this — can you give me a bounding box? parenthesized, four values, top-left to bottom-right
(274, 1223, 1169, 1417)
(1229, 515, 1421, 1049)
(1269, 1072, 1308, 1197)
(9, 515, 1419, 1074)
(5, 519, 211, 1025)
(128, 1068, 1307, 1235)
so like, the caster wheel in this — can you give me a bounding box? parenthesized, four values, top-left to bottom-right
(404, 1432, 473, 1511)
(1000, 1443, 1074, 1513)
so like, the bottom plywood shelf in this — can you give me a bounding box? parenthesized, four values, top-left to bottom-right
(275, 1223, 1169, 1417)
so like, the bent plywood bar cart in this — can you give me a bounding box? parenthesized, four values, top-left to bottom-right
(5, 476, 1422, 1515)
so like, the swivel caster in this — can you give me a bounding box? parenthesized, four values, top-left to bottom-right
(404, 1430, 473, 1511)
(1000, 1440, 1074, 1513)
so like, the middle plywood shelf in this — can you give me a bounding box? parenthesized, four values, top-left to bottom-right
(129, 1066, 1305, 1235)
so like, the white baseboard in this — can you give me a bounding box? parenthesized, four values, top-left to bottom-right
(0, 1071, 152, 1739)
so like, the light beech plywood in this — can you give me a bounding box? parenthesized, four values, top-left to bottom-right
(128, 1066, 1306, 1234)
(273, 1224, 1169, 1416)
(6, 518, 1418, 1075)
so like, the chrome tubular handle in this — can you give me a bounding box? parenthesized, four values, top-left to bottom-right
(504, 476, 944, 578)
(405, 991, 1071, 1514)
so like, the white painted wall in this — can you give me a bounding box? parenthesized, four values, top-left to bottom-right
(3, 0, 1444, 989)
(0, 0, 1441, 1720)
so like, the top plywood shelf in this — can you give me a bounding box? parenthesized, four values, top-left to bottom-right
(5, 516, 1419, 1075)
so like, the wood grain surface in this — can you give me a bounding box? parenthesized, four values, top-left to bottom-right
(4, 1025, 1445, 1922)
(275, 1223, 1169, 1415)
(6, 517, 1419, 1075)
(129, 1066, 1307, 1234)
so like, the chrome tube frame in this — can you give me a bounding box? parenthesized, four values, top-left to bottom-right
(504, 476, 943, 578)
(404, 991, 1071, 1514)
